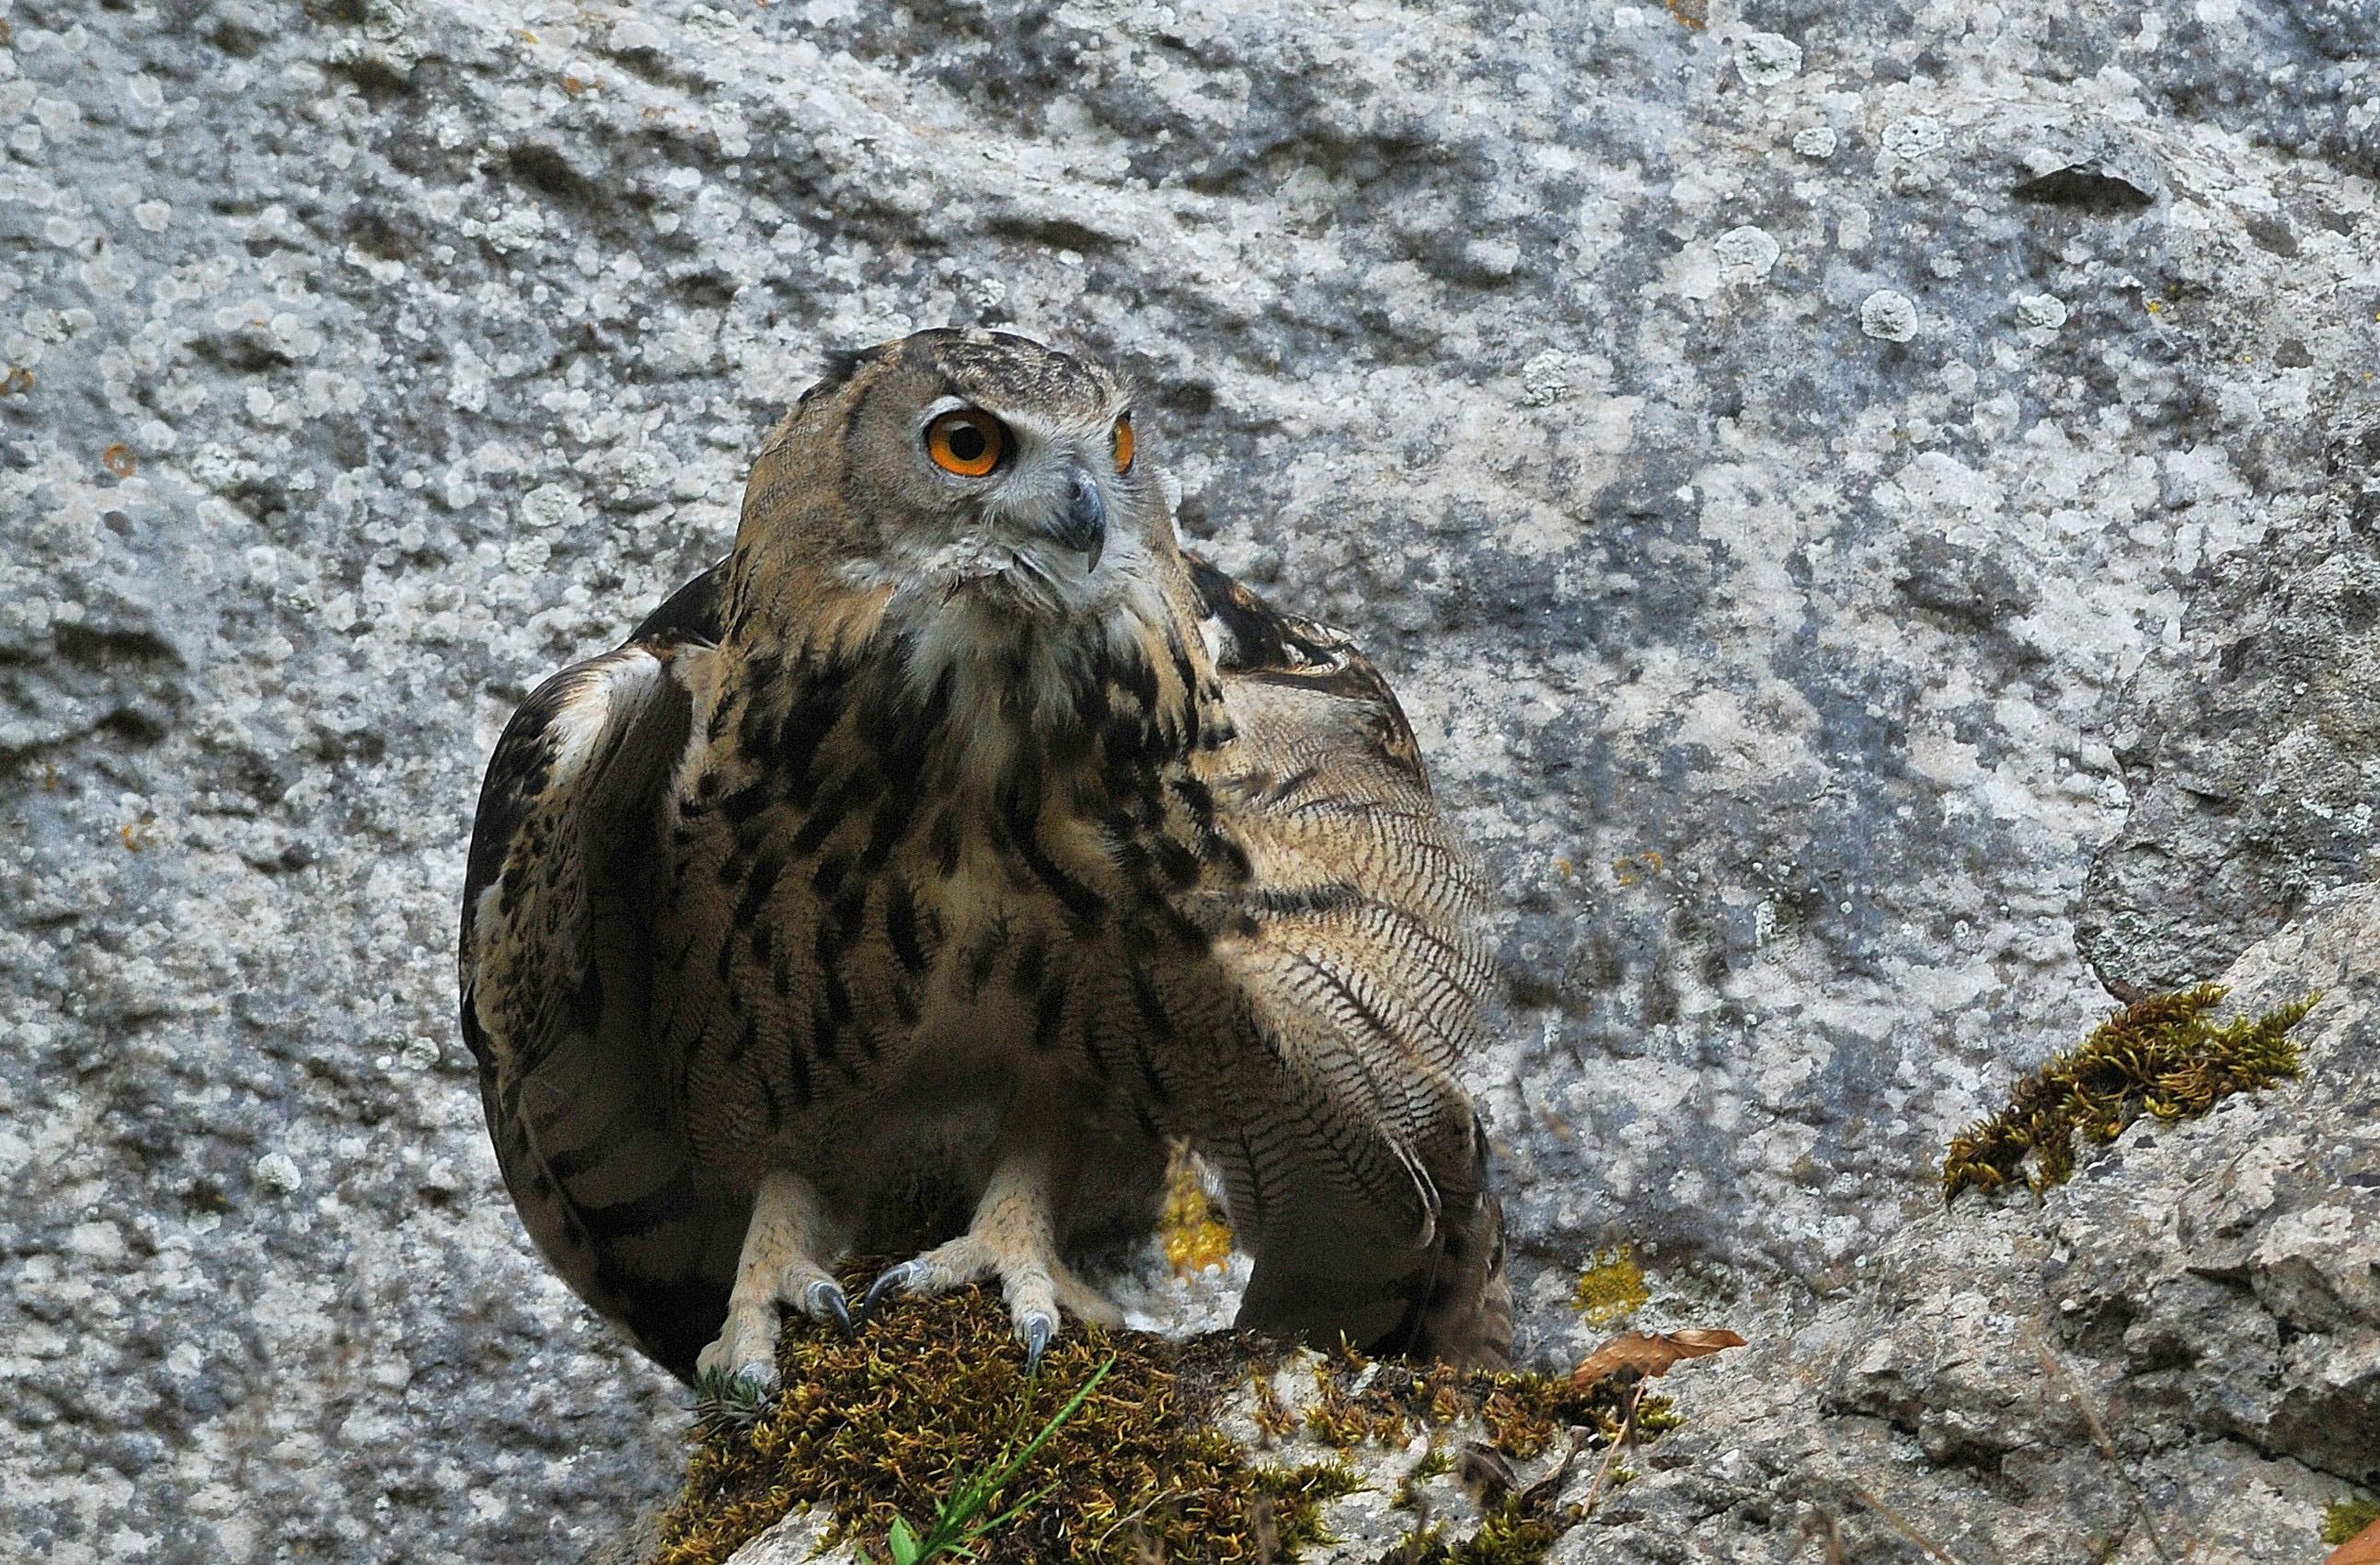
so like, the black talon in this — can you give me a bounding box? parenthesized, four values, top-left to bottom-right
(810, 1280, 857, 1341)
(860, 1262, 917, 1322)
(1021, 1312, 1053, 1375)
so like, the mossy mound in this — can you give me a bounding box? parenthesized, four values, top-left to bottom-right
(648, 1268, 1647, 1565)
(1943, 984, 2317, 1200)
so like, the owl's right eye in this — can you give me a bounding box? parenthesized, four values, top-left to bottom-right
(925, 409, 1009, 478)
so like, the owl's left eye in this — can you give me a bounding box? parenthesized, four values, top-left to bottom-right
(926, 409, 1009, 477)
(1111, 414, 1135, 474)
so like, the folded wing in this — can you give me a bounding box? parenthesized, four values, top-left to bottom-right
(457, 609, 741, 1381)
(1185, 558, 1514, 1368)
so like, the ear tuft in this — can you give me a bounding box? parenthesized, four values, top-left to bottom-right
(801, 346, 878, 403)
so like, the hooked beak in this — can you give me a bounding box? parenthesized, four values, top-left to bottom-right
(1045, 465, 1106, 574)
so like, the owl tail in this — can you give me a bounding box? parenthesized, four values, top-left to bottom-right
(1409, 1187, 1514, 1369)
(1233, 1185, 1514, 1371)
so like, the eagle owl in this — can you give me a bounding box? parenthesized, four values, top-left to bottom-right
(459, 328, 1512, 1388)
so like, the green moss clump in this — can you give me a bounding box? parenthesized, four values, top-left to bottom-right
(1943, 984, 2317, 1200)
(1305, 1352, 1420, 1449)
(650, 1272, 1355, 1565)
(2325, 1496, 2380, 1546)
(1249, 1369, 1299, 1443)
(1408, 1492, 1563, 1563)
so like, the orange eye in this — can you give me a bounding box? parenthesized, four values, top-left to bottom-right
(926, 409, 1007, 477)
(1111, 414, 1135, 474)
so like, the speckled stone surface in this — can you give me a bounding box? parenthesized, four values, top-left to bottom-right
(2, 0, 2374, 1560)
(2080, 482, 2380, 993)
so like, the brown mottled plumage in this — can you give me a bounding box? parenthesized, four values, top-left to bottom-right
(459, 329, 1512, 1387)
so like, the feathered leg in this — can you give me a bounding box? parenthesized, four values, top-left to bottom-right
(697, 1168, 853, 1389)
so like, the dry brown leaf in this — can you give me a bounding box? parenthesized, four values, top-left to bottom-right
(1569, 1327, 1749, 1387)
(2331, 1518, 2380, 1565)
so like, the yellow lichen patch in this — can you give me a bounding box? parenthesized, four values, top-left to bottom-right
(1157, 1145, 1235, 1275)
(1569, 1249, 1649, 1327)
(1610, 851, 1665, 888)
(1943, 984, 2318, 1200)
(651, 1277, 1352, 1565)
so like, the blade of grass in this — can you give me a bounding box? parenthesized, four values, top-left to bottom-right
(892, 1354, 1121, 1563)
(1002, 1354, 1119, 1477)
(967, 1479, 1065, 1542)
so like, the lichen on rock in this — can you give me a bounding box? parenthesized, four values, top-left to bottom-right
(1156, 1148, 1236, 1280)
(1568, 1250, 1650, 1328)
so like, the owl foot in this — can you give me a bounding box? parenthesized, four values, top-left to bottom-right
(858, 1110, 1121, 1369)
(696, 1170, 848, 1392)
(859, 1235, 1121, 1373)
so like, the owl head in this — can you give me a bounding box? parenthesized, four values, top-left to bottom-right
(735, 328, 1168, 627)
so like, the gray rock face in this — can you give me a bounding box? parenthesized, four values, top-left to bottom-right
(2, 0, 2372, 1561)
(1561, 887, 2380, 1564)
(2081, 459, 2380, 993)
